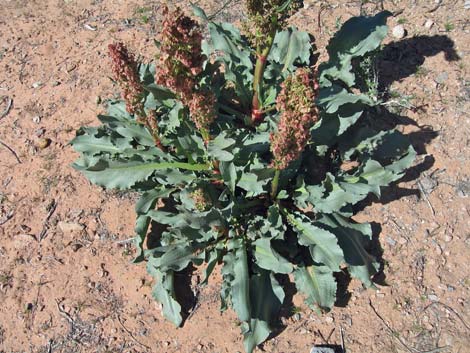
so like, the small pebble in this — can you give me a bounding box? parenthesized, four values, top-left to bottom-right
(392, 25, 406, 39)
(36, 137, 51, 149)
(35, 128, 45, 137)
(424, 19, 434, 29)
(465, 0, 470, 9)
(310, 347, 335, 353)
(398, 237, 408, 245)
(435, 72, 449, 84)
(32, 115, 41, 123)
(444, 235, 453, 242)
(428, 294, 439, 301)
(325, 316, 334, 324)
(386, 236, 397, 246)
(32, 81, 43, 89)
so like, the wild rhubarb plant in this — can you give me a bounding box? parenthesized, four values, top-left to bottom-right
(71, 3, 415, 352)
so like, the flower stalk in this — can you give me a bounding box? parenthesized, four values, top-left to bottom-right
(156, 5, 216, 142)
(108, 42, 164, 150)
(270, 67, 319, 170)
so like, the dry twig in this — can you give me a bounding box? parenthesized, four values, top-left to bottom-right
(116, 315, 151, 350)
(417, 180, 436, 216)
(38, 200, 58, 241)
(0, 97, 12, 120)
(369, 299, 417, 353)
(423, 301, 470, 331)
(0, 139, 21, 164)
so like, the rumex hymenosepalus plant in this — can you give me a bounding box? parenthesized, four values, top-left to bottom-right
(71, 2, 416, 352)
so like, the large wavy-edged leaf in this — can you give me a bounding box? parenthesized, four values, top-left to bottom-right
(98, 114, 156, 147)
(70, 130, 131, 156)
(204, 22, 253, 107)
(149, 242, 203, 272)
(231, 239, 251, 322)
(294, 264, 337, 311)
(132, 215, 151, 264)
(132, 188, 176, 263)
(73, 156, 209, 190)
(286, 212, 344, 271)
(238, 172, 269, 197)
(208, 131, 235, 161)
(320, 11, 392, 86)
(268, 27, 311, 73)
(219, 161, 238, 193)
(317, 213, 379, 287)
(148, 267, 182, 327)
(243, 271, 285, 353)
(254, 237, 293, 274)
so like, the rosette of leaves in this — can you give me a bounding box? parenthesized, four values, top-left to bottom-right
(71, 4, 415, 352)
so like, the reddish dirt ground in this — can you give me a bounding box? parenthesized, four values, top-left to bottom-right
(0, 1, 469, 352)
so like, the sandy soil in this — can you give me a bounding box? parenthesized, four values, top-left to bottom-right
(0, 1, 469, 352)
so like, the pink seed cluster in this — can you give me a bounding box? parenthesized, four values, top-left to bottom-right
(156, 6, 216, 136)
(270, 68, 319, 170)
(108, 42, 144, 116)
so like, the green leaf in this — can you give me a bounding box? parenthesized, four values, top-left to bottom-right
(294, 264, 337, 311)
(243, 271, 285, 353)
(268, 27, 311, 73)
(254, 237, 293, 274)
(320, 11, 391, 86)
(208, 132, 235, 161)
(205, 22, 253, 107)
(149, 243, 201, 272)
(318, 214, 379, 287)
(133, 214, 151, 263)
(202, 246, 223, 285)
(238, 172, 269, 197)
(132, 188, 176, 263)
(70, 132, 131, 156)
(148, 268, 183, 326)
(191, 3, 209, 21)
(286, 211, 344, 271)
(231, 239, 251, 322)
(219, 161, 237, 193)
(135, 188, 173, 215)
(73, 156, 209, 190)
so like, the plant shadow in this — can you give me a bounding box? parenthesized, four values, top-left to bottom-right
(349, 34, 459, 291)
(274, 34, 459, 333)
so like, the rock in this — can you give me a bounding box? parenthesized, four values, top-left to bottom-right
(420, 176, 438, 194)
(456, 180, 470, 197)
(32, 81, 43, 89)
(310, 347, 336, 353)
(392, 25, 406, 39)
(36, 137, 51, 149)
(324, 316, 334, 324)
(434, 72, 449, 84)
(397, 237, 408, 245)
(32, 115, 41, 123)
(428, 294, 439, 302)
(424, 19, 434, 29)
(35, 128, 45, 137)
(386, 236, 397, 246)
(465, 0, 470, 9)
(58, 221, 85, 234)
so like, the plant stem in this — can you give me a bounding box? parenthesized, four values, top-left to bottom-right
(270, 169, 281, 199)
(251, 25, 277, 124)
